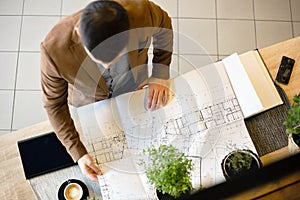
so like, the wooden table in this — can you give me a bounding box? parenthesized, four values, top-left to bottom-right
(259, 36, 300, 104)
(1, 37, 299, 200)
(0, 121, 53, 200)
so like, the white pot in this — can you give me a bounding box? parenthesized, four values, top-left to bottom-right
(288, 134, 300, 154)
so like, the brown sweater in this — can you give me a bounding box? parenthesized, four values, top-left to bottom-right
(40, 0, 173, 161)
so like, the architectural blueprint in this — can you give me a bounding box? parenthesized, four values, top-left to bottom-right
(77, 60, 258, 199)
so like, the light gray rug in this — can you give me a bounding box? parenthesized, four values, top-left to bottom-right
(29, 165, 102, 200)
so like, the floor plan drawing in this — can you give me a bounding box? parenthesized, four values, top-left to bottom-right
(88, 132, 127, 165)
(77, 60, 259, 199)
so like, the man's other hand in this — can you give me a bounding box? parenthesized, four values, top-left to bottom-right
(137, 77, 170, 110)
(77, 154, 102, 182)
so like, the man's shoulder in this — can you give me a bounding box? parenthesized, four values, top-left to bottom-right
(122, 0, 152, 14)
(42, 10, 82, 52)
(118, 0, 169, 28)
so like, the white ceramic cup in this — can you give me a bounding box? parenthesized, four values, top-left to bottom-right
(63, 182, 83, 200)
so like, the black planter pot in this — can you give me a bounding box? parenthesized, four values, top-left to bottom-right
(156, 190, 175, 200)
(221, 149, 262, 181)
(292, 134, 300, 147)
(155, 189, 191, 200)
(288, 134, 300, 154)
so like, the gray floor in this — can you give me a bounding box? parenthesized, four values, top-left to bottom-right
(0, 0, 299, 134)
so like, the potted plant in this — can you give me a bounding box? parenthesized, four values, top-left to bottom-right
(221, 149, 262, 180)
(139, 144, 194, 199)
(284, 94, 300, 154)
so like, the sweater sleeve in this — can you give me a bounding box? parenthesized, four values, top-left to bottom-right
(40, 43, 87, 162)
(148, 1, 173, 80)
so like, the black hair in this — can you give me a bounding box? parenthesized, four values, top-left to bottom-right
(80, 0, 130, 62)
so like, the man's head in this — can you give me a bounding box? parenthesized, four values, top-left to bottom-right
(80, 0, 130, 63)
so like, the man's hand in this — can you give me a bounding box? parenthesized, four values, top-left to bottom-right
(137, 77, 170, 110)
(77, 154, 102, 182)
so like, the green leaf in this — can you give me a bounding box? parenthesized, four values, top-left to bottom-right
(138, 144, 193, 198)
(284, 94, 300, 135)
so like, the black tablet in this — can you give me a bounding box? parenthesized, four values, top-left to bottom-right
(17, 132, 76, 179)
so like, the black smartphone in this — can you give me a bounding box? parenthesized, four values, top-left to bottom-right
(275, 56, 295, 85)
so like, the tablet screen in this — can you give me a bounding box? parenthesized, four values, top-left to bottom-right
(17, 132, 76, 179)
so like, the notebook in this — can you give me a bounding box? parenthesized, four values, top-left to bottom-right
(222, 50, 283, 118)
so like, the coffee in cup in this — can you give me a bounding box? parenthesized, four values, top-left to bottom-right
(64, 182, 83, 200)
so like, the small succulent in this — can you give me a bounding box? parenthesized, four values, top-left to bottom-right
(225, 150, 253, 174)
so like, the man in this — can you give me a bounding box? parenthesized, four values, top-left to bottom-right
(40, 0, 173, 182)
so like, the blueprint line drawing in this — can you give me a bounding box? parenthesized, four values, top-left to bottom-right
(77, 61, 258, 199)
(89, 132, 127, 165)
